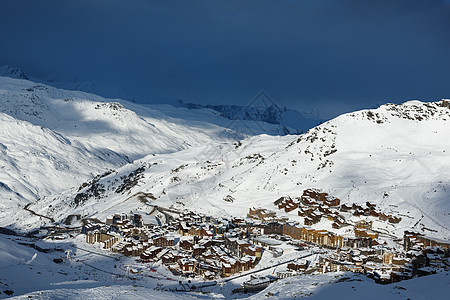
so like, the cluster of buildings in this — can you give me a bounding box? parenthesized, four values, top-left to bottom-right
(84, 211, 266, 279)
(275, 188, 401, 229)
(275, 189, 342, 227)
(248, 190, 449, 283)
(81, 190, 448, 284)
(316, 239, 448, 283)
(248, 205, 377, 250)
(267, 187, 448, 283)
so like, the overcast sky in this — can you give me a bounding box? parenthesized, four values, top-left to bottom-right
(1, 0, 449, 118)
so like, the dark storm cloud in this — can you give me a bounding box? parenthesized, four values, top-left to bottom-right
(0, 0, 449, 118)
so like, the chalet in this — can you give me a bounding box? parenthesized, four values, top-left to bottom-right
(392, 257, 408, 266)
(177, 222, 191, 236)
(388, 216, 402, 224)
(179, 258, 197, 272)
(441, 99, 450, 108)
(404, 231, 450, 254)
(340, 204, 352, 212)
(213, 223, 228, 235)
(355, 228, 378, 240)
(327, 212, 338, 221)
(161, 252, 175, 264)
(243, 245, 263, 258)
(379, 213, 389, 221)
(193, 244, 205, 257)
(232, 218, 246, 226)
(332, 220, 343, 229)
(302, 188, 328, 202)
(198, 238, 212, 248)
(223, 237, 240, 257)
(263, 221, 284, 235)
(85, 230, 116, 245)
(188, 226, 213, 237)
(285, 202, 298, 213)
(378, 213, 401, 223)
(226, 258, 241, 276)
(353, 209, 364, 217)
(82, 223, 102, 234)
(153, 248, 169, 262)
(152, 236, 176, 247)
(274, 196, 290, 207)
(287, 259, 308, 271)
(300, 196, 317, 206)
(341, 264, 364, 273)
(318, 205, 331, 214)
(352, 203, 364, 211)
(304, 212, 321, 225)
(163, 249, 184, 264)
(355, 220, 371, 229)
(103, 235, 122, 249)
(195, 261, 220, 278)
(366, 202, 377, 209)
(248, 207, 277, 220)
(344, 237, 372, 248)
(179, 238, 194, 251)
(240, 256, 257, 271)
(236, 240, 251, 257)
(318, 255, 349, 273)
(298, 207, 314, 217)
(324, 196, 340, 207)
(221, 263, 233, 277)
(123, 245, 135, 257)
(369, 210, 380, 217)
(200, 250, 214, 260)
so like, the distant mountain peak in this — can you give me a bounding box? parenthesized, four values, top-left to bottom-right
(0, 65, 29, 80)
(179, 98, 323, 134)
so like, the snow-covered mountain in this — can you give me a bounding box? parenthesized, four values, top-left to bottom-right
(0, 75, 297, 228)
(0, 65, 323, 134)
(0, 110, 131, 226)
(24, 99, 450, 240)
(0, 72, 448, 239)
(0, 65, 324, 133)
(0, 65, 29, 80)
(180, 98, 323, 134)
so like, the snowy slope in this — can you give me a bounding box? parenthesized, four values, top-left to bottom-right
(0, 110, 132, 226)
(1, 65, 323, 133)
(28, 100, 450, 240)
(0, 75, 294, 228)
(0, 234, 198, 300)
(248, 271, 450, 300)
(0, 75, 296, 161)
(0, 76, 240, 161)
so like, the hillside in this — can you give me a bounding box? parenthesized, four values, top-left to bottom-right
(0, 76, 294, 229)
(0, 76, 248, 161)
(26, 100, 450, 240)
